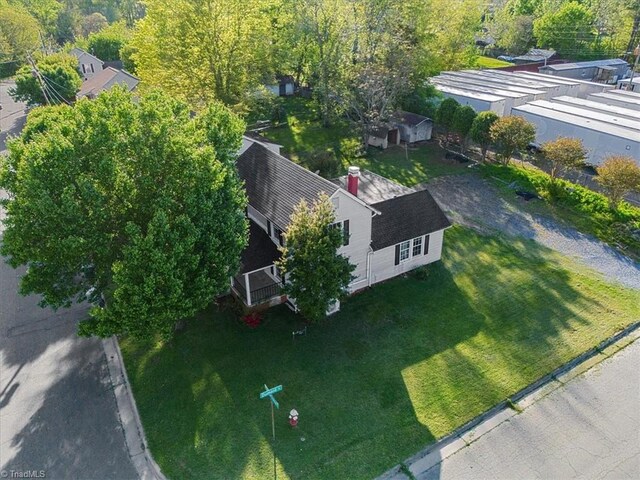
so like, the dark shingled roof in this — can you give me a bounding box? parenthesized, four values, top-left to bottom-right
(393, 111, 432, 127)
(371, 189, 451, 250)
(240, 220, 280, 273)
(237, 142, 339, 228)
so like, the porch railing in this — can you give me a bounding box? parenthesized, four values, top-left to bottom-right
(250, 281, 284, 305)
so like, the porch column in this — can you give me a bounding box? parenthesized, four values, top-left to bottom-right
(244, 272, 252, 306)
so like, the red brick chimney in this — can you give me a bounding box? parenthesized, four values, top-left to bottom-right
(347, 166, 360, 197)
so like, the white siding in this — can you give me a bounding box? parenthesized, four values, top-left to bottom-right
(331, 189, 373, 291)
(370, 229, 445, 285)
(368, 135, 388, 149)
(247, 205, 269, 232)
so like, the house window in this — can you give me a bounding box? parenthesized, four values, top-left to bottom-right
(412, 237, 423, 256)
(81, 64, 86, 73)
(395, 236, 428, 265)
(330, 220, 350, 246)
(90, 63, 95, 73)
(399, 240, 411, 262)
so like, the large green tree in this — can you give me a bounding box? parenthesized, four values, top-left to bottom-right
(0, 88, 248, 339)
(276, 194, 354, 322)
(490, 115, 536, 165)
(0, 4, 41, 62)
(87, 21, 130, 61)
(10, 53, 82, 106)
(533, 1, 596, 58)
(452, 105, 476, 152)
(470, 110, 499, 160)
(130, 0, 275, 105)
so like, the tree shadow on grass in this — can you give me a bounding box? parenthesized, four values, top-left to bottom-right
(121, 266, 481, 480)
(120, 227, 638, 480)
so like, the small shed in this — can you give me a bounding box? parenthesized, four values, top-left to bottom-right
(392, 111, 433, 143)
(265, 75, 295, 96)
(513, 49, 556, 65)
(368, 124, 400, 150)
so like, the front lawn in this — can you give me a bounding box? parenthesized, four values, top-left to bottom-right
(357, 143, 469, 186)
(121, 226, 639, 480)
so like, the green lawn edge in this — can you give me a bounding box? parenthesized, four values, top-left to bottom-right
(121, 226, 639, 480)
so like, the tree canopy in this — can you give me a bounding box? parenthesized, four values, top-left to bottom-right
(596, 155, 640, 207)
(10, 53, 82, 107)
(0, 88, 248, 339)
(470, 111, 499, 160)
(0, 4, 41, 62)
(490, 115, 536, 165)
(541, 136, 586, 186)
(276, 194, 354, 322)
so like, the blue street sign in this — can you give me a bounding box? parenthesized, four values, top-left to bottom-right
(260, 384, 283, 399)
(270, 396, 280, 409)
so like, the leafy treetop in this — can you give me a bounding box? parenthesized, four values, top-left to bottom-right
(0, 88, 248, 339)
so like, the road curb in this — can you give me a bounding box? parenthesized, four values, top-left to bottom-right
(377, 321, 640, 480)
(103, 336, 167, 480)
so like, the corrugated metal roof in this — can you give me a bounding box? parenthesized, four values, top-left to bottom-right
(541, 59, 628, 71)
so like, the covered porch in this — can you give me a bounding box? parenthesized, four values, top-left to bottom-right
(231, 265, 284, 307)
(231, 220, 285, 307)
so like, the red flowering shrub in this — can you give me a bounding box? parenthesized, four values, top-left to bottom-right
(242, 312, 263, 328)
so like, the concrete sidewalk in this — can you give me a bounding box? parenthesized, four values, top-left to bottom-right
(380, 325, 640, 480)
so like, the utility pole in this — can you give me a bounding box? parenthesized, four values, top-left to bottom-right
(26, 53, 50, 105)
(627, 44, 640, 92)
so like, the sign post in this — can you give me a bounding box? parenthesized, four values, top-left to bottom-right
(259, 384, 283, 480)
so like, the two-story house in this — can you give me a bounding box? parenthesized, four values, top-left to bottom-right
(231, 135, 451, 312)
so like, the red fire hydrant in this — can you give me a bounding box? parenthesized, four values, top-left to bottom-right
(288, 409, 299, 427)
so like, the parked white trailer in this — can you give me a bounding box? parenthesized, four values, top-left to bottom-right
(525, 100, 640, 132)
(433, 84, 507, 116)
(480, 70, 575, 97)
(587, 92, 640, 111)
(438, 73, 549, 100)
(512, 103, 640, 165)
(518, 71, 610, 97)
(551, 96, 640, 121)
(432, 78, 530, 115)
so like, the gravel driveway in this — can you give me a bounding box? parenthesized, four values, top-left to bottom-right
(424, 174, 640, 290)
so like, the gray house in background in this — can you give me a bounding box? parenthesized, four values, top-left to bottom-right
(392, 111, 433, 144)
(69, 47, 104, 81)
(77, 67, 139, 99)
(539, 59, 629, 82)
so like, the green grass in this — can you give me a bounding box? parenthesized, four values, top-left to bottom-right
(475, 56, 514, 68)
(261, 97, 359, 164)
(481, 162, 640, 258)
(121, 226, 639, 480)
(262, 97, 467, 184)
(356, 144, 469, 186)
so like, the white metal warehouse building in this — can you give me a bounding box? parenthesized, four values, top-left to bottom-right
(430, 69, 640, 166)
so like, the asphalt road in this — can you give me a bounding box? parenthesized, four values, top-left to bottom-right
(0, 81, 27, 153)
(416, 340, 640, 480)
(0, 87, 137, 478)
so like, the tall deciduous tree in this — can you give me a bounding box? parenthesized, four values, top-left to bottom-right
(130, 0, 275, 106)
(0, 4, 41, 62)
(0, 88, 248, 339)
(452, 105, 476, 153)
(533, 1, 595, 58)
(541, 136, 586, 189)
(87, 21, 130, 61)
(596, 155, 640, 207)
(435, 97, 460, 147)
(276, 194, 354, 322)
(10, 53, 82, 107)
(490, 115, 536, 165)
(470, 111, 499, 160)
